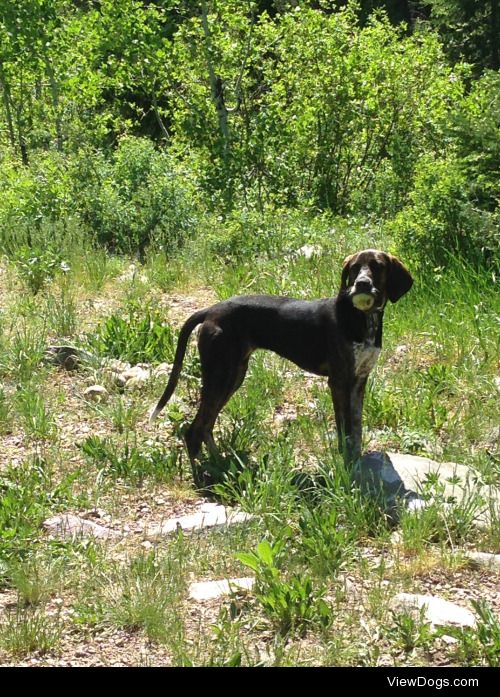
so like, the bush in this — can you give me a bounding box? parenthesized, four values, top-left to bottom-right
(390, 154, 498, 268)
(72, 137, 201, 255)
(0, 151, 76, 255)
(390, 71, 500, 268)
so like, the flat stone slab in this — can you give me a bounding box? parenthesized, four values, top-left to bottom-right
(464, 551, 500, 570)
(43, 514, 120, 540)
(143, 502, 254, 539)
(354, 451, 499, 524)
(189, 577, 255, 601)
(391, 593, 476, 629)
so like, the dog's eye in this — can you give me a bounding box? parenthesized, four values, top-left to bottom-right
(369, 261, 382, 272)
(350, 264, 360, 277)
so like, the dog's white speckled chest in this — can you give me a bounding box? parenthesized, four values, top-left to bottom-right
(353, 314, 381, 378)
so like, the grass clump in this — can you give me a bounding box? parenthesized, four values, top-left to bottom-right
(88, 306, 177, 364)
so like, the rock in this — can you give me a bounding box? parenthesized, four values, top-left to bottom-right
(354, 451, 499, 525)
(110, 372, 128, 389)
(121, 366, 151, 381)
(83, 385, 109, 402)
(43, 514, 120, 540)
(120, 366, 151, 390)
(353, 451, 426, 520)
(143, 502, 254, 539)
(153, 362, 171, 378)
(105, 359, 131, 372)
(391, 593, 476, 629)
(188, 577, 255, 601)
(44, 345, 95, 370)
(464, 551, 500, 570)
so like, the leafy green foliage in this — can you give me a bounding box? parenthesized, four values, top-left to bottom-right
(444, 600, 500, 667)
(88, 307, 176, 364)
(13, 246, 69, 294)
(237, 537, 332, 637)
(79, 435, 180, 484)
(386, 607, 434, 653)
(0, 457, 78, 567)
(72, 138, 200, 254)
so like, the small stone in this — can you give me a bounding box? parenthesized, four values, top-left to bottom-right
(121, 366, 151, 381)
(124, 375, 149, 390)
(153, 362, 171, 378)
(44, 345, 95, 370)
(83, 385, 109, 403)
(120, 366, 151, 390)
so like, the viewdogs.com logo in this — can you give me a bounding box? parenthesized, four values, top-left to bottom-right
(387, 677, 479, 689)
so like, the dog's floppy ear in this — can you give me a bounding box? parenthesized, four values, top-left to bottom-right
(387, 255, 413, 303)
(340, 254, 355, 291)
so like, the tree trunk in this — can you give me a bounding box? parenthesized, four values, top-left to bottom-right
(200, 0, 230, 157)
(45, 56, 63, 152)
(0, 60, 17, 154)
(491, 0, 499, 70)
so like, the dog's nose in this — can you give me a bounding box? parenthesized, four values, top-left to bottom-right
(354, 278, 373, 293)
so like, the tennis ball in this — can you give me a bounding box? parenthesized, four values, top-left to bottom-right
(352, 293, 374, 311)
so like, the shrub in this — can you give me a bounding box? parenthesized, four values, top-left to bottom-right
(390, 154, 498, 268)
(72, 137, 200, 255)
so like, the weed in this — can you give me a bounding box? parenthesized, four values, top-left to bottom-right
(102, 547, 187, 645)
(443, 600, 500, 667)
(298, 505, 354, 578)
(386, 606, 434, 653)
(15, 383, 57, 441)
(0, 607, 62, 656)
(7, 325, 47, 382)
(88, 306, 176, 364)
(45, 279, 78, 338)
(14, 246, 69, 295)
(0, 387, 12, 434)
(79, 435, 181, 484)
(0, 456, 78, 563)
(8, 554, 62, 606)
(237, 538, 332, 637)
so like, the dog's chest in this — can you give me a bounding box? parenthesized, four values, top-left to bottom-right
(352, 315, 381, 378)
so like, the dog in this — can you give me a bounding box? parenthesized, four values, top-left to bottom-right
(150, 249, 413, 487)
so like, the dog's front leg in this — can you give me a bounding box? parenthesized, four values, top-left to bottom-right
(348, 377, 367, 465)
(329, 377, 352, 466)
(329, 376, 366, 467)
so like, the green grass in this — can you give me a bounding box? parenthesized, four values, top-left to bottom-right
(0, 607, 62, 657)
(0, 211, 498, 666)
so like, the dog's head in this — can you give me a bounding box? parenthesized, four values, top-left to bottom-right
(340, 250, 413, 312)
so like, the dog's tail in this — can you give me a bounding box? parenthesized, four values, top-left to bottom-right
(149, 308, 208, 423)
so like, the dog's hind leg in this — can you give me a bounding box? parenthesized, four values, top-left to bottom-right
(185, 324, 249, 486)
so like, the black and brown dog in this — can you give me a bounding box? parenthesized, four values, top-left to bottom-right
(151, 249, 413, 487)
